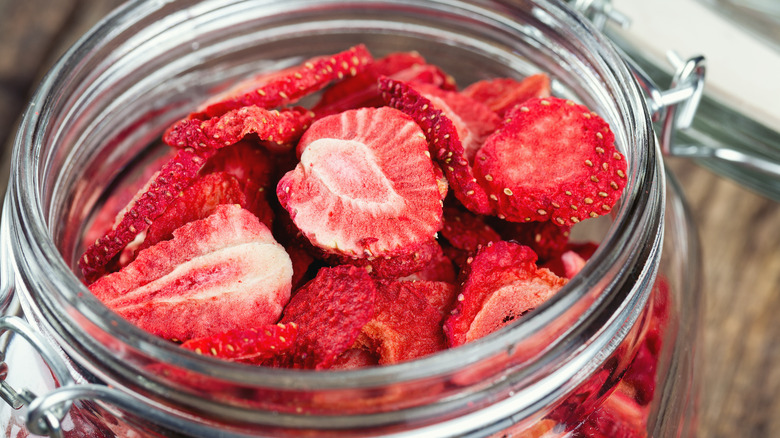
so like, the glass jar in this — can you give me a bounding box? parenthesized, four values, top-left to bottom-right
(0, 0, 701, 436)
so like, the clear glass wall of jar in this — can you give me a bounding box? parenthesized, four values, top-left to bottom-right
(0, 1, 701, 436)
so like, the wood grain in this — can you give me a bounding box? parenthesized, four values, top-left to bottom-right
(0, 2, 778, 437)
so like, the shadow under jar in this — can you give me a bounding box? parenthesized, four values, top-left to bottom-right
(0, 0, 701, 437)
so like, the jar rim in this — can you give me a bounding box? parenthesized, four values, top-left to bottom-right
(7, 0, 663, 426)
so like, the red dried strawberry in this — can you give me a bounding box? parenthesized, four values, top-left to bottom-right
(356, 280, 447, 365)
(490, 219, 571, 262)
(136, 172, 246, 253)
(399, 244, 456, 283)
(462, 74, 551, 117)
(181, 322, 297, 365)
(89, 205, 293, 342)
(164, 106, 314, 152)
(312, 52, 457, 118)
(413, 83, 501, 163)
(200, 141, 278, 227)
(574, 390, 649, 438)
(328, 347, 380, 370)
(473, 97, 627, 226)
(278, 107, 443, 266)
(411, 281, 458, 321)
(188, 45, 373, 120)
(80, 147, 216, 283)
(444, 241, 567, 347)
(440, 207, 501, 253)
(541, 241, 599, 278)
(324, 239, 442, 279)
(278, 265, 377, 369)
(380, 77, 493, 215)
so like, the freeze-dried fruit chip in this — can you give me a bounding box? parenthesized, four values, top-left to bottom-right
(357, 280, 447, 364)
(90, 205, 293, 341)
(279, 265, 377, 369)
(380, 77, 493, 215)
(80, 147, 216, 283)
(473, 97, 627, 226)
(136, 172, 246, 253)
(413, 83, 501, 163)
(181, 322, 298, 365)
(200, 141, 278, 227)
(164, 106, 315, 152)
(440, 207, 501, 253)
(444, 241, 567, 347)
(278, 107, 442, 263)
(399, 244, 456, 283)
(491, 219, 571, 263)
(462, 74, 551, 117)
(325, 239, 442, 279)
(188, 45, 373, 120)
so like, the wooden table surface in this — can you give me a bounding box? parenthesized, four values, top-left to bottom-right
(1, 1, 778, 437)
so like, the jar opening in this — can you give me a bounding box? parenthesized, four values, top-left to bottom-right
(7, 0, 663, 432)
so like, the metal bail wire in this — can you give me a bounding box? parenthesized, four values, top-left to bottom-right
(0, 316, 74, 437)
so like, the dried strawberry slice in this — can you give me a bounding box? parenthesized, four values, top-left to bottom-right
(399, 244, 456, 283)
(462, 73, 551, 117)
(356, 280, 447, 365)
(541, 241, 599, 279)
(490, 219, 571, 263)
(164, 106, 315, 152)
(89, 205, 293, 342)
(444, 241, 567, 347)
(188, 45, 373, 120)
(574, 390, 649, 438)
(136, 172, 246, 253)
(79, 146, 216, 283)
(181, 322, 298, 365)
(278, 106, 443, 264)
(413, 83, 501, 163)
(278, 265, 377, 369)
(200, 141, 278, 227)
(324, 239, 442, 279)
(441, 207, 501, 253)
(473, 97, 628, 226)
(312, 51, 456, 118)
(380, 77, 493, 215)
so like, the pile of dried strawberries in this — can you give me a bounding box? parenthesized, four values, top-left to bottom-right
(79, 45, 631, 370)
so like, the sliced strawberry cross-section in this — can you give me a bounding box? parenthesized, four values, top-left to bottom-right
(79, 146, 216, 283)
(356, 280, 447, 365)
(278, 265, 377, 369)
(444, 241, 567, 347)
(473, 96, 628, 226)
(462, 73, 551, 118)
(181, 322, 298, 365)
(380, 77, 493, 215)
(277, 106, 443, 266)
(188, 44, 374, 120)
(89, 204, 293, 342)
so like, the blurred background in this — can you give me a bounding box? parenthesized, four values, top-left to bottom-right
(0, 0, 778, 436)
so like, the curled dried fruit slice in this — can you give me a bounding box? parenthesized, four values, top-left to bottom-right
(380, 77, 493, 215)
(80, 147, 216, 283)
(413, 83, 501, 163)
(444, 241, 567, 347)
(440, 207, 501, 253)
(462, 74, 551, 117)
(473, 97, 627, 226)
(491, 219, 572, 263)
(356, 280, 447, 365)
(136, 172, 246, 253)
(189, 45, 374, 119)
(181, 322, 298, 365)
(279, 265, 377, 369)
(90, 205, 293, 342)
(278, 107, 443, 263)
(164, 106, 315, 152)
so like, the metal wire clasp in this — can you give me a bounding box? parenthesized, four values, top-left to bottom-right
(0, 316, 75, 437)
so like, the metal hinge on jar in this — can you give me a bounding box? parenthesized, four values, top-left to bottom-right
(570, 0, 780, 184)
